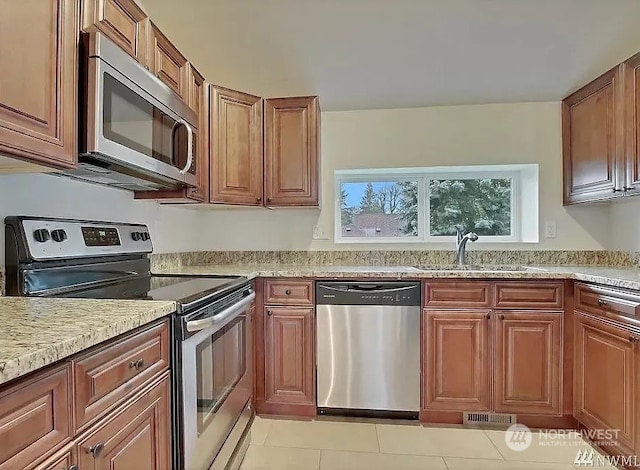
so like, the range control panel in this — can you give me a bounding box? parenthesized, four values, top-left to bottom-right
(16, 218, 153, 261)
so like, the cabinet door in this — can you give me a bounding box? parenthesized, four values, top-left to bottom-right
(264, 307, 315, 406)
(149, 23, 188, 100)
(264, 96, 320, 207)
(625, 55, 640, 192)
(0, 0, 78, 168)
(562, 65, 625, 204)
(493, 311, 562, 415)
(210, 86, 263, 205)
(186, 66, 209, 202)
(82, 0, 149, 66)
(77, 374, 171, 470)
(0, 364, 71, 470)
(574, 313, 639, 454)
(423, 310, 491, 412)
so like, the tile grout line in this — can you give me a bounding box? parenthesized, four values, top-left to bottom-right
(374, 423, 381, 453)
(482, 429, 507, 461)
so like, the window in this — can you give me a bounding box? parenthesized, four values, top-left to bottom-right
(335, 165, 538, 243)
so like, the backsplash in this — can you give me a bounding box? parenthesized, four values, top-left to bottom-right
(150, 250, 639, 272)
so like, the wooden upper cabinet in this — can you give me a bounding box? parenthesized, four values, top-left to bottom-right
(423, 310, 491, 412)
(186, 66, 209, 202)
(210, 86, 264, 205)
(264, 306, 315, 407)
(493, 311, 562, 415)
(563, 65, 624, 204)
(149, 23, 189, 100)
(0, 0, 78, 168)
(77, 374, 171, 470)
(82, 0, 150, 66)
(624, 53, 640, 192)
(0, 364, 71, 470)
(574, 313, 639, 454)
(264, 96, 320, 207)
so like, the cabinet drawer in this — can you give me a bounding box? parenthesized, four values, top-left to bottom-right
(494, 282, 564, 309)
(576, 283, 640, 320)
(34, 443, 75, 470)
(265, 280, 314, 305)
(72, 320, 169, 432)
(424, 281, 492, 308)
(0, 364, 71, 470)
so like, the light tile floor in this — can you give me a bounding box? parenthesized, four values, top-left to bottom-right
(240, 416, 621, 470)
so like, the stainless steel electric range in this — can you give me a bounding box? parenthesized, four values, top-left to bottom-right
(4, 216, 254, 470)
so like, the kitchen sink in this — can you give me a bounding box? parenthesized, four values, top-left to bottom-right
(414, 265, 531, 272)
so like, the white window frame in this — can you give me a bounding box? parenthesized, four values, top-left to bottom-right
(334, 165, 536, 244)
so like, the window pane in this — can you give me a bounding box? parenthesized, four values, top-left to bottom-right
(429, 178, 512, 236)
(340, 181, 418, 237)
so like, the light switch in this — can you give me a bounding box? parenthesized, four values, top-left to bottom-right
(544, 221, 557, 239)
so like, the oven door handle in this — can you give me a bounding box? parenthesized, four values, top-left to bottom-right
(186, 292, 255, 332)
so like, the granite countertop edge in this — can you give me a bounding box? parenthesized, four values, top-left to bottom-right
(0, 299, 177, 387)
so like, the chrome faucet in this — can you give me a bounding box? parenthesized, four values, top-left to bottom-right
(456, 227, 479, 265)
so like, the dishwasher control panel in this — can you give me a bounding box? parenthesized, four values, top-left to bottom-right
(316, 281, 421, 306)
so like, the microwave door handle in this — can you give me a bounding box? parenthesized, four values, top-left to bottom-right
(186, 292, 255, 332)
(171, 119, 194, 175)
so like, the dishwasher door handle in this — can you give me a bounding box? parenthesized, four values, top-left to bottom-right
(318, 284, 418, 294)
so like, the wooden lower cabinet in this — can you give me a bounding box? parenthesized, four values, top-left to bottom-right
(423, 310, 491, 412)
(261, 306, 315, 414)
(574, 312, 639, 454)
(77, 373, 171, 470)
(493, 311, 562, 415)
(34, 444, 76, 470)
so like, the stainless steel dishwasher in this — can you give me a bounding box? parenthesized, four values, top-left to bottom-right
(316, 281, 421, 416)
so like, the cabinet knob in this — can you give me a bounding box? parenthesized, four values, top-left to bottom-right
(144, 65, 150, 70)
(613, 188, 624, 193)
(129, 359, 145, 370)
(266, 198, 272, 203)
(485, 313, 491, 320)
(597, 299, 608, 307)
(285, 289, 292, 295)
(88, 442, 104, 458)
(68, 465, 79, 470)
(257, 197, 262, 203)
(630, 336, 639, 343)
(499, 314, 505, 320)
(267, 309, 272, 316)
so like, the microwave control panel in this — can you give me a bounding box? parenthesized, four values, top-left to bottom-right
(82, 226, 121, 246)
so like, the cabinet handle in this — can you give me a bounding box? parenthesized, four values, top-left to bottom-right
(267, 309, 272, 316)
(129, 359, 145, 370)
(613, 188, 624, 193)
(88, 442, 104, 458)
(285, 289, 292, 295)
(597, 299, 608, 307)
(485, 313, 491, 320)
(68, 465, 79, 470)
(625, 186, 637, 192)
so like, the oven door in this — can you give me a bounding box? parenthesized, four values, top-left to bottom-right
(181, 293, 254, 470)
(84, 34, 198, 187)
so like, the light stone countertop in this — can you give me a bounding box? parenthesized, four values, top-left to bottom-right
(155, 264, 640, 291)
(0, 298, 176, 386)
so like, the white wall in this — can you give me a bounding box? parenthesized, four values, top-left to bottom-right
(610, 198, 640, 252)
(0, 101, 612, 265)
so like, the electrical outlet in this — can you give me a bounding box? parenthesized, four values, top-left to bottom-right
(545, 221, 557, 239)
(313, 225, 328, 240)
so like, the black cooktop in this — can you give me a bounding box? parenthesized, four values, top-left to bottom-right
(51, 275, 248, 311)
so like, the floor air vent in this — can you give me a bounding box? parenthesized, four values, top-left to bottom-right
(463, 412, 516, 426)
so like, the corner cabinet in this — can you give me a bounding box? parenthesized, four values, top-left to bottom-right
(0, 0, 78, 168)
(210, 86, 264, 205)
(264, 97, 320, 207)
(563, 50, 640, 204)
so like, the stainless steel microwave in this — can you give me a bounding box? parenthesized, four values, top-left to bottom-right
(62, 33, 199, 191)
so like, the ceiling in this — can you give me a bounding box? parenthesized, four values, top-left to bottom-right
(143, 0, 640, 111)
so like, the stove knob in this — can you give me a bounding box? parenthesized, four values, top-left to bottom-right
(141, 232, 150, 241)
(51, 229, 67, 242)
(33, 229, 50, 243)
(131, 232, 142, 241)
